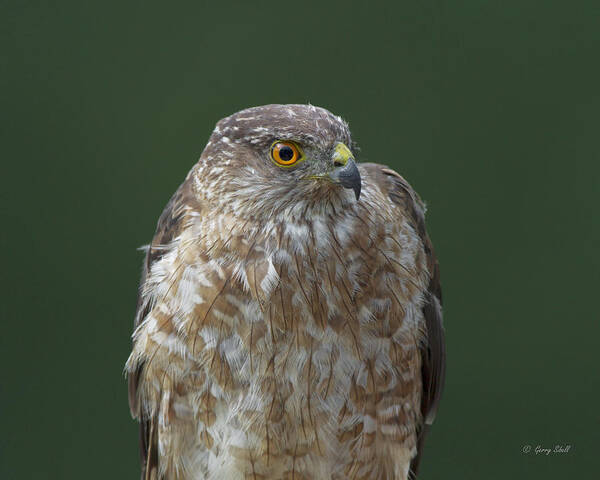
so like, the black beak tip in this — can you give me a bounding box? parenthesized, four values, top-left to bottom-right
(338, 160, 362, 201)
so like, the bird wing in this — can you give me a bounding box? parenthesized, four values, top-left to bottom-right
(128, 175, 197, 479)
(363, 163, 446, 478)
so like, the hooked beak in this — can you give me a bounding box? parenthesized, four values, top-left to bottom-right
(329, 142, 361, 200)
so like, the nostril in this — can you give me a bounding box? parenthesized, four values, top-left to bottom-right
(333, 160, 345, 167)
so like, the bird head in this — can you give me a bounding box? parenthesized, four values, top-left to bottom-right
(195, 104, 361, 219)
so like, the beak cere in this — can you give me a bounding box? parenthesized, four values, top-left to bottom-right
(331, 142, 362, 200)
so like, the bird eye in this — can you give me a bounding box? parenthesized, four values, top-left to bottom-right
(270, 141, 303, 167)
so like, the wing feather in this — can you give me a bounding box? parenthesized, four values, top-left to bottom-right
(364, 164, 446, 478)
(128, 176, 197, 479)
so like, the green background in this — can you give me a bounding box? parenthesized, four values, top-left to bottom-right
(2, 1, 599, 478)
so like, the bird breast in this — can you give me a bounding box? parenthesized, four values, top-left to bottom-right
(129, 194, 428, 478)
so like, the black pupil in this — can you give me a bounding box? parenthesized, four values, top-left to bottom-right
(279, 146, 294, 161)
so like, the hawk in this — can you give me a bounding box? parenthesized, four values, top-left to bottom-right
(126, 104, 445, 480)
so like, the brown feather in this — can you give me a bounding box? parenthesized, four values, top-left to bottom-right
(128, 176, 198, 478)
(366, 164, 446, 478)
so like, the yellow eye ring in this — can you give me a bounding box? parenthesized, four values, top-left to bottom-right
(270, 141, 303, 167)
